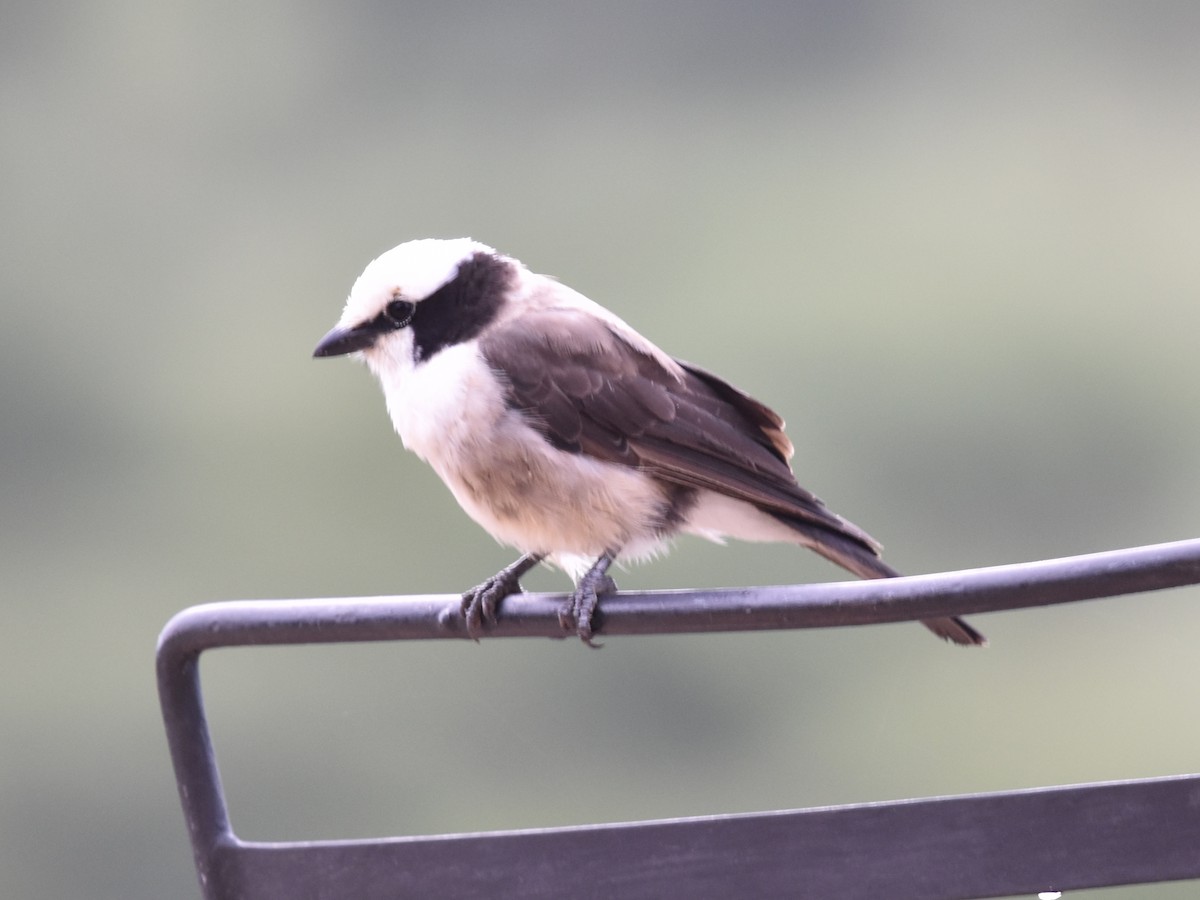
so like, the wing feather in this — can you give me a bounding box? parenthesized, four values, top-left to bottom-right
(479, 308, 877, 550)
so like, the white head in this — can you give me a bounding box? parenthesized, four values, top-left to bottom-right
(313, 237, 516, 369)
(340, 238, 493, 329)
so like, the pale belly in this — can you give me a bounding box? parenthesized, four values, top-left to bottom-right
(380, 342, 674, 559)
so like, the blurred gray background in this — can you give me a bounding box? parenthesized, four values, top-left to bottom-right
(4, 3, 1199, 898)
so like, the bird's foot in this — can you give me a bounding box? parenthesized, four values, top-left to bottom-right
(457, 573, 522, 640)
(443, 554, 544, 640)
(558, 561, 618, 647)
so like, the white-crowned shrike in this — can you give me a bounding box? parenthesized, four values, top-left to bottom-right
(314, 238, 984, 647)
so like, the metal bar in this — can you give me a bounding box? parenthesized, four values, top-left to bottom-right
(160, 538, 1200, 649)
(204, 774, 1200, 900)
(157, 538, 1200, 899)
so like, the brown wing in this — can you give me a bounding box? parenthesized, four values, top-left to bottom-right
(481, 308, 987, 646)
(478, 308, 879, 550)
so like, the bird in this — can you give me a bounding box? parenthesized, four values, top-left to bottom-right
(313, 238, 985, 647)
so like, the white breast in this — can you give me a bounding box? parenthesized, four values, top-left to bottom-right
(367, 338, 673, 563)
(377, 341, 507, 463)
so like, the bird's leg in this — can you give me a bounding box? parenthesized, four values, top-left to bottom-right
(452, 553, 544, 640)
(560, 551, 618, 647)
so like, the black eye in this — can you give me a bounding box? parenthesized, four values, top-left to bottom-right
(383, 299, 415, 329)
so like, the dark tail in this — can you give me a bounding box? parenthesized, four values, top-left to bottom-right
(773, 513, 986, 647)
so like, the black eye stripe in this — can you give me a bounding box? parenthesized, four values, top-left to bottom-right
(406, 252, 512, 362)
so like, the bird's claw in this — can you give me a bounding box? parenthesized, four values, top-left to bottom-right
(558, 574, 618, 647)
(443, 553, 545, 640)
(447, 555, 615, 645)
(455, 574, 523, 640)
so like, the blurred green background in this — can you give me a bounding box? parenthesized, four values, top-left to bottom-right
(4, 3, 1199, 898)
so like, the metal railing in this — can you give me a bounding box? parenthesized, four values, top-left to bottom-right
(157, 538, 1200, 899)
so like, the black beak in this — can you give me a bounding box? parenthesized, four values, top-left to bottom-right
(313, 325, 378, 358)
